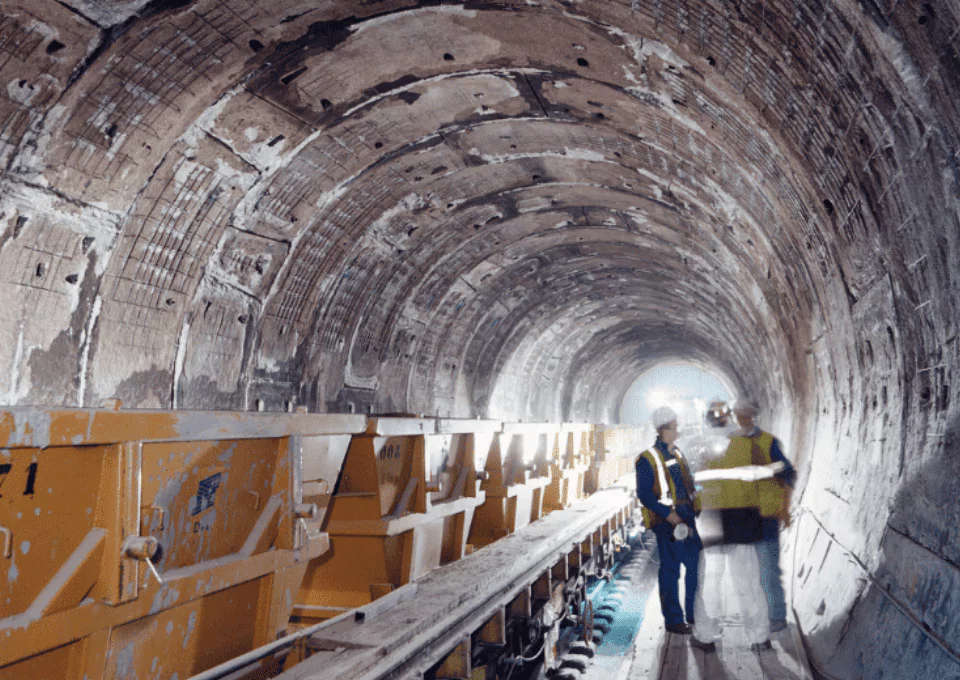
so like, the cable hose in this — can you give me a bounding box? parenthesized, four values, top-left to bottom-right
(514, 640, 546, 663)
(502, 639, 546, 680)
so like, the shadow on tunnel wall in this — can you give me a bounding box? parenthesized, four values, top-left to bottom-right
(797, 413, 960, 680)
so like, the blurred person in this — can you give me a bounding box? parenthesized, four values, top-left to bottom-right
(705, 399, 734, 430)
(688, 396, 796, 649)
(692, 395, 796, 650)
(680, 399, 736, 469)
(636, 407, 702, 635)
(730, 397, 796, 633)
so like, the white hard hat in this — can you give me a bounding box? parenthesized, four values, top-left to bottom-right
(733, 397, 760, 413)
(652, 406, 679, 430)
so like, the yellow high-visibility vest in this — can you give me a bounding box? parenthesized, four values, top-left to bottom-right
(699, 430, 784, 517)
(637, 446, 701, 529)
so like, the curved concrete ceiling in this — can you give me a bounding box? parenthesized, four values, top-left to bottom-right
(1, 1, 959, 676)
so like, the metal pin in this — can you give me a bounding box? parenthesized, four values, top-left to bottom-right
(144, 557, 163, 586)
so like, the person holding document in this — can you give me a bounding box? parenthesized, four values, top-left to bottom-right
(727, 398, 796, 633)
(691, 396, 796, 649)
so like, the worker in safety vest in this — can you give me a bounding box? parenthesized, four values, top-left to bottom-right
(679, 399, 737, 470)
(724, 398, 795, 633)
(635, 406, 702, 635)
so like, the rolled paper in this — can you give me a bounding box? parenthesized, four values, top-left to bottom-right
(693, 461, 785, 483)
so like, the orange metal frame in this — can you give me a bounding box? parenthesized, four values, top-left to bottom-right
(542, 423, 594, 514)
(294, 417, 495, 622)
(0, 407, 364, 680)
(0, 410, 641, 679)
(587, 425, 644, 493)
(468, 422, 555, 548)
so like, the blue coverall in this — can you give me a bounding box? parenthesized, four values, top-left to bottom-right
(636, 439, 703, 627)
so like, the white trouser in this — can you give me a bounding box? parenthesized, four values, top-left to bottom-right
(693, 543, 770, 644)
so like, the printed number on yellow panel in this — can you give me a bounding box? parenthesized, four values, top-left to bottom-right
(0, 461, 38, 497)
(379, 444, 404, 461)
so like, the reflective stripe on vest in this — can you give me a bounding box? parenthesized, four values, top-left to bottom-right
(644, 448, 674, 507)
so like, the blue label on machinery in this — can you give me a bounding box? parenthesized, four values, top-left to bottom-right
(191, 473, 222, 516)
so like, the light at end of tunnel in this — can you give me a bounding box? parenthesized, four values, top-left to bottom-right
(645, 389, 674, 411)
(621, 362, 735, 431)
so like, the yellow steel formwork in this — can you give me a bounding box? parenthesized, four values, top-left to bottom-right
(293, 417, 494, 622)
(0, 408, 364, 680)
(269, 489, 638, 680)
(542, 423, 593, 513)
(467, 422, 553, 548)
(587, 425, 644, 492)
(1, 412, 639, 679)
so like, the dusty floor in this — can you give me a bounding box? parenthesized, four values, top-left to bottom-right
(580, 540, 814, 680)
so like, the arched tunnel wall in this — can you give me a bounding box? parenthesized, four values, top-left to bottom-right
(0, 1, 957, 676)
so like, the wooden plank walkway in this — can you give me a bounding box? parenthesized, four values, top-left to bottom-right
(624, 545, 814, 680)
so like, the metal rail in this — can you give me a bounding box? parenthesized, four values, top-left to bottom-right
(188, 584, 423, 680)
(191, 483, 636, 680)
(284, 484, 633, 679)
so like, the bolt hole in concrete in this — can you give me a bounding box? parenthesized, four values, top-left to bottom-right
(45, 40, 65, 54)
(280, 66, 307, 85)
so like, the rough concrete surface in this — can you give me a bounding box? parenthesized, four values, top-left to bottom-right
(0, 1, 958, 677)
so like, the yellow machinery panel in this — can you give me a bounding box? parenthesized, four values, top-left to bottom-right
(587, 425, 643, 492)
(0, 407, 364, 680)
(0, 443, 105, 617)
(468, 422, 553, 548)
(142, 438, 281, 569)
(543, 423, 593, 513)
(294, 418, 493, 622)
(103, 579, 262, 679)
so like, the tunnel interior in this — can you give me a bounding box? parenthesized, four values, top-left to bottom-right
(0, 0, 958, 677)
